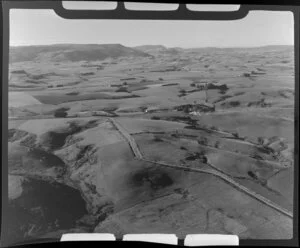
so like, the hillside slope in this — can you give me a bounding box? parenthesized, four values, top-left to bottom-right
(10, 44, 152, 63)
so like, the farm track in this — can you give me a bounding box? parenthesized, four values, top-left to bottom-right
(110, 117, 293, 219)
(108, 118, 143, 159)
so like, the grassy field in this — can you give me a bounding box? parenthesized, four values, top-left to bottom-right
(7, 44, 294, 241)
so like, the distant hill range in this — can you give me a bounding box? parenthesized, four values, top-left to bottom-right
(9, 44, 152, 63)
(9, 44, 293, 63)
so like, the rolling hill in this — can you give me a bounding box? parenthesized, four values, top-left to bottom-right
(9, 44, 152, 63)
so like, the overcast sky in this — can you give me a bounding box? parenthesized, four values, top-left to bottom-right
(10, 5, 294, 48)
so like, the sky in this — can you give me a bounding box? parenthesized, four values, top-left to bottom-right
(9, 3, 294, 48)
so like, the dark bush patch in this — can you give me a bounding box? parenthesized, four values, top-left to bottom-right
(257, 137, 265, 145)
(250, 153, 263, 160)
(165, 116, 197, 126)
(54, 107, 69, 118)
(84, 119, 99, 129)
(185, 151, 207, 163)
(162, 83, 178, 87)
(232, 132, 239, 138)
(207, 83, 228, 91)
(210, 126, 218, 131)
(131, 168, 173, 190)
(151, 116, 161, 120)
(247, 171, 258, 180)
(198, 137, 208, 146)
(80, 72, 95, 76)
(120, 77, 136, 81)
(243, 73, 251, 77)
(153, 135, 163, 142)
(115, 86, 128, 93)
(228, 101, 240, 107)
(66, 92, 79, 96)
(178, 89, 187, 97)
(185, 125, 213, 134)
(171, 133, 179, 138)
(110, 84, 122, 87)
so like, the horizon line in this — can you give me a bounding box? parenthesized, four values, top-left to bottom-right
(9, 43, 294, 49)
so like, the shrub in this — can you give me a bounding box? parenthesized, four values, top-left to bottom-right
(116, 86, 128, 93)
(210, 126, 218, 131)
(250, 153, 263, 160)
(80, 72, 95, 76)
(229, 101, 240, 107)
(214, 141, 220, 148)
(198, 137, 208, 146)
(200, 155, 208, 163)
(153, 135, 163, 142)
(151, 116, 161, 120)
(232, 132, 239, 138)
(247, 171, 258, 180)
(66, 91, 79, 96)
(54, 107, 69, 118)
(257, 137, 265, 145)
(243, 73, 251, 77)
(54, 111, 67, 118)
